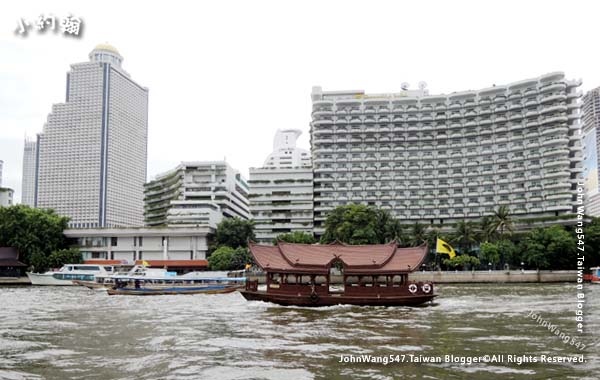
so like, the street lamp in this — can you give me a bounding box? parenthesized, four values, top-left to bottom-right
(488, 262, 492, 272)
(521, 261, 524, 273)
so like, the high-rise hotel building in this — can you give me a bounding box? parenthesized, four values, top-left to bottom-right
(249, 129, 313, 243)
(582, 87, 600, 216)
(310, 72, 582, 234)
(21, 138, 37, 207)
(36, 44, 149, 228)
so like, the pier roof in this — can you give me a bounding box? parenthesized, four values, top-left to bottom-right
(249, 242, 427, 274)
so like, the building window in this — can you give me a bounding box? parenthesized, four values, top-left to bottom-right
(111, 237, 118, 247)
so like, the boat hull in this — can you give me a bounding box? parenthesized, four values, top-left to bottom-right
(72, 280, 108, 289)
(26, 273, 74, 286)
(106, 285, 244, 296)
(239, 290, 437, 307)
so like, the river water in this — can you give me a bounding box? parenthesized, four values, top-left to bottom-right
(0, 283, 598, 380)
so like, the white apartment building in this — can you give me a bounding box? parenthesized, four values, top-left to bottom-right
(21, 138, 37, 207)
(250, 129, 313, 243)
(310, 72, 582, 234)
(64, 226, 212, 262)
(36, 44, 149, 228)
(582, 87, 600, 216)
(0, 188, 14, 207)
(144, 161, 250, 228)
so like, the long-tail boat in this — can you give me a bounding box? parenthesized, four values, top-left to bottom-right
(240, 241, 436, 307)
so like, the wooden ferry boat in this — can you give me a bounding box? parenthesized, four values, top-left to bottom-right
(240, 241, 436, 307)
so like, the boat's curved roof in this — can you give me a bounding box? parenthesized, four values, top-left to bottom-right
(249, 241, 427, 274)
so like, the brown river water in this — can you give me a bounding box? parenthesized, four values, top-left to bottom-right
(0, 283, 598, 379)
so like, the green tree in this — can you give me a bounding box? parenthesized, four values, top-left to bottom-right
(0, 205, 69, 270)
(442, 255, 481, 270)
(320, 204, 400, 245)
(47, 248, 83, 270)
(208, 246, 252, 270)
(213, 218, 255, 250)
(520, 225, 576, 269)
(478, 215, 495, 243)
(489, 205, 514, 240)
(452, 220, 478, 254)
(408, 222, 427, 247)
(208, 246, 236, 270)
(497, 239, 517, 268)
(374, 208, 403, 244)
(229, 247, 253, 270)
(273, 231, 316, 245)
(479, 242, 500, 269)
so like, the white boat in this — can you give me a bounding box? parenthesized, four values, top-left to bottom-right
(27, 264, 115, 286)
(73, 265, 176, 289)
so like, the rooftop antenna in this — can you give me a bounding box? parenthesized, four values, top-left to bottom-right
(401, 82, 410, 91)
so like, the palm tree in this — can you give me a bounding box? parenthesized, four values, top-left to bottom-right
(490, 205, 514, 240)
(408, 222, 427, 247)
(452, 220, 478, 254)
(478, 215, 495, 243)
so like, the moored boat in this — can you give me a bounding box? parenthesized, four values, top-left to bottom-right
(73, 265, 175, 289)
(27, 264, 115, 286)
(240, 241, 436, 307)
(105, 275, 246, 296)
(590, 267, 600, 283)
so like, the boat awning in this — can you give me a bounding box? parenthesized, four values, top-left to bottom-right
(249, 242, 427, 274)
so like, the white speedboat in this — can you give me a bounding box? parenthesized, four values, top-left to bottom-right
(27, 264, 115, 286)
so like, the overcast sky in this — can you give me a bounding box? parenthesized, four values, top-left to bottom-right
(1, 0, 599, 203)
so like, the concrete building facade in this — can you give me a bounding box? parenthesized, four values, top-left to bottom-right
(582, 87, 600, 216)
(64, 226, 212, 262)
(144, 161, 250, 228)
(0, 160, 3, 187)
(0, 188, 14, 207)
(36, 44, 148, 228)
(310, 72, 583, 234)
(250, 129, 313, 243)
(21, 138, 37, 207)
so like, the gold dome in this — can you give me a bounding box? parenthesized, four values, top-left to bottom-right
(93, 43, 120, 56)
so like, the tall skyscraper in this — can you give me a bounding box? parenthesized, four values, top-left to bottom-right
(0, 160, 3, 187)
(249, 129, 314, 243)
(582, 87, 600, 216)
(36, 44, 149, 228)
(310, 73, 582, 235)
(21, 138, 37, 206)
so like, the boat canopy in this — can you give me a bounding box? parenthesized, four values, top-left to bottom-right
(248, 241, 428, 275)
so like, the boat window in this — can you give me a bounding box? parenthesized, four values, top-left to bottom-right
(346, 276, 359, 286)
(315, 275, 327, 285)
(74, 265, 100, 271)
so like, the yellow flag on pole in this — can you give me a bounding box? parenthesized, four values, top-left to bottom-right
(436, 238, 456, 259)
(142, 260, 150, 267)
